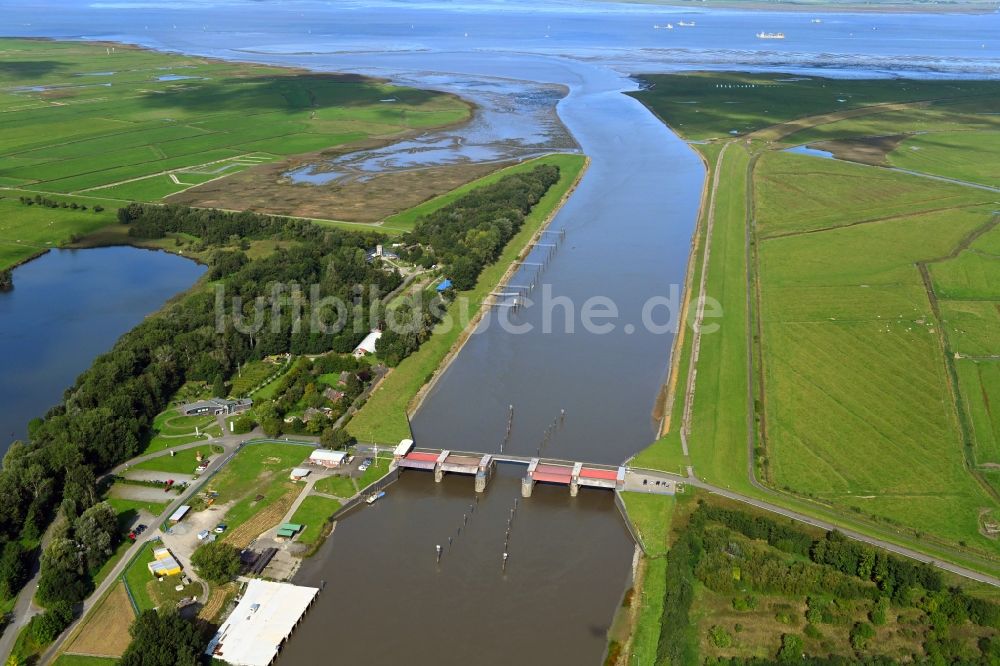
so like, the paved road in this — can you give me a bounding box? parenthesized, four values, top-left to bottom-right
(628, 466, 1000, 588)
(2, 430, 315, 665)
(32, 431, 254, 665)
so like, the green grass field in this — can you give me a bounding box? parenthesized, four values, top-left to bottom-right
(314, 473, 358, 498)
(631, 72, 1000, 565)
(357, 457, 392, 489)
(630, 73, 1000, 142)
(753, 151, 991, 238)
(347, 153, 586, 443)
(0, 39, 468, 196)
(132, 447, 214, 474)
(201, 441, 311, 535)
(0, 37, 470, 269)
(53, 656, 117, 666)
(0, 192, 118, 269)
(621, 493, 675, 558)
(229, 359, 283, 397)
(122, 541, 193, 612)
(619, 493, 677, 665)
(757, 157, 997, 547)
(288, 495, 341, 545)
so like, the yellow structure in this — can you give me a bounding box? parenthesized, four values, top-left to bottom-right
(147, 546, 182, 577)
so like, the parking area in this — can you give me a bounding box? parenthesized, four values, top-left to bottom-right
(110, 483, 178, 503)
(162, 501, 232, 564)
(123, 470, 195, 484)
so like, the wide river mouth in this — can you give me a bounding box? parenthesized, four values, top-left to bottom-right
(5, 1, 1000, 663)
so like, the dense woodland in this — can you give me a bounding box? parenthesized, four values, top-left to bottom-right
(657, 502, 1000, 665)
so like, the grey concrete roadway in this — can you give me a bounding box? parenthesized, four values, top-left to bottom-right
(630, 466, 1000, 588)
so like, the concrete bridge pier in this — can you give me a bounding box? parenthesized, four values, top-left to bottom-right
(475, 455, 495, 493)
(522, 458, 540, 498)
(433, 450, 450, 483)
(569, 462, 583, 497)
(521, 474, 534, 498)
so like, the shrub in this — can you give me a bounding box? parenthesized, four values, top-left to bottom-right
(850, 621, 876, 651)
(777, 634, 804, 662)
(709, 625, 732, 648)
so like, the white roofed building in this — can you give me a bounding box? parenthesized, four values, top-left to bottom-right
(308, 449, 348, 468)
(352, 329, 382, 358)
(205, 580, 319, 666)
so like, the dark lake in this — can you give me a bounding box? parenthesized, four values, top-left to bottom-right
(0, 246, 205, 451)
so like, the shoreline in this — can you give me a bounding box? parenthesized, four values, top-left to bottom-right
(611, 0, 1000, 13)
(405, 155, 591, 421)
(623, 90, 713, 441)
(656, 145, 712, 439)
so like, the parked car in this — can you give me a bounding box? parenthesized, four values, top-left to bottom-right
(214, 524, 227, 533)
(128, 531, 137, 542)
(197, 529, 210, 540)
(135, 524, 147, 534)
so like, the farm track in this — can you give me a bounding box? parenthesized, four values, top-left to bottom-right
(917, 213, 1000, 505)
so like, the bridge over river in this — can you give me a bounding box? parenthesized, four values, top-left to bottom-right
(392, 440, 681, 497)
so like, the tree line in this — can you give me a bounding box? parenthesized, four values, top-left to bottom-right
(407, 164, 560, 290)
(17, 194, 103, 212)
(374, 164, 562, 365)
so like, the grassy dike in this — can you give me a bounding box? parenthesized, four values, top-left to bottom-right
(347, 153, 587, 444)
(615, 493, 678, 665)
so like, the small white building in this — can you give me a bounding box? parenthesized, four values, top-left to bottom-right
(393, 438, 415, 461)
(352, 329, 382, 358)
(290, 467, 311, 481)
(308, 449, 348, 468)
(169, 505, 191, 524)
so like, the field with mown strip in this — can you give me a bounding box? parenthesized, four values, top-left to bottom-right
(756, 160, 997, 547)
(957, 360, 1000, 466)
(53, 656, 116, 666)
(753, 151, 992, 238)
(347, 153, 586, 444)
(64, 582, 134, 658)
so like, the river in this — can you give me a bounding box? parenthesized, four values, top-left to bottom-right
(5, 1, 999, 663)
(0, 247, 205, 449)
